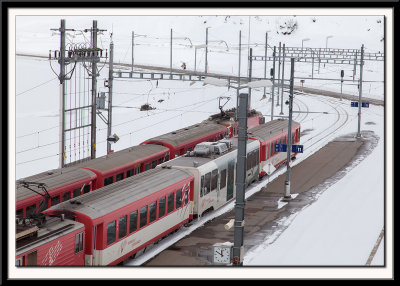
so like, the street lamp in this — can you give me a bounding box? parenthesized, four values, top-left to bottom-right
(326, 35, 333, 49)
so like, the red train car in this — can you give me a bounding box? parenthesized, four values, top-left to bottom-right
(77, 144, 170, 189)
(16, 217, 85, 266)
(16, 167, 97, 219)
(141, 121, 228, 159)
(43, 167, 194, 266)
(206, 108, 264, 137)
(247, 119, 301, 178)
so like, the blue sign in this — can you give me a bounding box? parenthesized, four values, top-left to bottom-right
(275, 143, 287, 152)
(362, 102, 369, 108)
(351, 101, 369, 108)
(292, 145, 304, 153)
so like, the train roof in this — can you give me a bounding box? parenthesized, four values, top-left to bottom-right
(206, 108, 262, 125)
(161, 138, 258, 169)
(247, 119, 300, 142)
(143, 121, 227, 147)
(76, 144, 169, 172)
(45, 167, 193, 220)
(16, 217, 84, 254)
(16, 167, 96, 201)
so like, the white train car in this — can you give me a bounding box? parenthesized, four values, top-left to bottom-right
(160, 138, 260, 218)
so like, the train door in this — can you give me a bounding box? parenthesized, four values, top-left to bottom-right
(92, 223, 103, 266)
(26, 250, 37, 266)
(227, 160, 235, 201)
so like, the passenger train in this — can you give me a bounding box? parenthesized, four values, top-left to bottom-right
(16, 108, 263, 219)
(15, 118, 300, 266)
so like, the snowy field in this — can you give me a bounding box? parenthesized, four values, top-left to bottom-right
(9, 10, 392, 279)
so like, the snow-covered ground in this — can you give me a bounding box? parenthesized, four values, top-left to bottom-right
(8, 10, 392, 279)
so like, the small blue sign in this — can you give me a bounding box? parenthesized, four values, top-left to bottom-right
(362, 102, 369, 108)
(351, 102, 369, 108)
(292, 145, 304, 153)
(275, 143, 287, 152)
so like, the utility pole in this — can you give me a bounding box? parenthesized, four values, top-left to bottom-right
(248, 48, 253, 109)
(283, 57, 295, 200)
(170, 28, 173, 75)
(90, 20, 98, 160)
(59, 19, 66, 168)
(232, 92, 248, 266)
(280, 43, 286, 115)
(276, 42, 281, 107)
(205, 27, 209, 74)
(107, 39, 114, 153)
(356, 44, 364, 139)
(263, 32, 268, 100)
(271, 46, 276, 121)
(236, 30, 241, 121)
(353, 50, 358, 81)
(131, 31, 134, 71)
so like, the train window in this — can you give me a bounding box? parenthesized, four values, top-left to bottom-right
(140, 206, 148, 228)
(184, 185, 189, 204)
(75, 232, 84, 253)
(16, 257, 23, 266)
(151, 160, 157, 169)
(73, 188, 81, 198)
(51, 196, 60, 206)
(246, 153, 252, 171)
(116, 173, 124, 182)
(126, 169, 134, 178)
(176, 190, 182, 209)
(167, 193, 174, 213)
(26, 204, 36, 217)
(159, 197, 166, 218)
(16, 209, 23, 219)
(129, 211, 138, 233)
(62, 192, 71, 202)
(145, 164, 150, 171)
(118, 216, 127, 239)
(220, 169, 227, 189)
(83, 185, 90, 194)
(165, 154, 170, 161)
(204, 172, 211, 195)
(200, 175, 205, 197)
(211, 169, 218, 191)
(107, 221, 116, 246)
(158, 157, 164, 164)
(104, 176, 113, 186)
(149, 201, 157, 223)
(135, 165, 141, 174)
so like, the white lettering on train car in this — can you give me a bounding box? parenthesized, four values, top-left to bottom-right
(41, 240, 63, 265)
